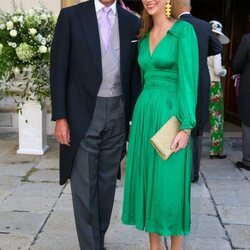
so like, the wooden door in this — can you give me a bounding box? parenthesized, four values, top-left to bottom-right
(123, 0, 143, 14)
(223, 0, 250, 125)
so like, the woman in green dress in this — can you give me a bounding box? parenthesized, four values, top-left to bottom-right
(121, 0, 199, 249)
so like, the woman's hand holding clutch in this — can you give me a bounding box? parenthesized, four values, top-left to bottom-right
(171, 129, 191, 153)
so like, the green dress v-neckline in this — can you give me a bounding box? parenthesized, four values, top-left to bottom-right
(148, 20, 179, 58)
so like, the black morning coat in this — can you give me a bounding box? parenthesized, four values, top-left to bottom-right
(233, 33, 250, 127)
(180, 14, 223, 136)
(50, 0, 141, 184)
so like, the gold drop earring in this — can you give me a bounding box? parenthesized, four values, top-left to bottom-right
(165, 0, 172, 18)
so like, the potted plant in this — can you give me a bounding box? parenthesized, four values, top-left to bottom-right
(0, 2, 57, 155)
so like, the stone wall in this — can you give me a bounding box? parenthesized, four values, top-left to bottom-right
(0, 0, 61, 13)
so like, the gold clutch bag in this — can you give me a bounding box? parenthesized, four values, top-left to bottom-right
(150, 116, 180, 160)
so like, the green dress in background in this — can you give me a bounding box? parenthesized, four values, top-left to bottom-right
(122, 20, 199, 236)
(209, 81, 225, 155)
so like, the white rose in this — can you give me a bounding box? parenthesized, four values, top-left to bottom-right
(11, 42, 17, 48)
(29, 28, 37, 36)
(10, 29, 17, 37)
(38, 45, 47, 53)
(12, 16, 19, 23)
(7, 42, 17, 48)
(0, 43, 3, 54)
(0, 23, 6, 30)
(35, 34, 43, 42)
(6, 21, 14, 30)
(41, 38, 46, 45)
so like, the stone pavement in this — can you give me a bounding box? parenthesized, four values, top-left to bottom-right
(0, 133, 250, 250)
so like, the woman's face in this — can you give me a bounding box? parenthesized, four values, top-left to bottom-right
(142, 0, 167, 16)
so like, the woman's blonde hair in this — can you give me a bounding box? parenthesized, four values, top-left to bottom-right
(138, 9, 153, 39)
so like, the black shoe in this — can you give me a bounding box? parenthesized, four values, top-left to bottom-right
(100, 232, 105, 250)
(209, 154, 227, 159)
(192, 174, 199, 183)
(235, 161, 250, 171)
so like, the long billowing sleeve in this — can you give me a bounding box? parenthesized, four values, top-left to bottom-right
(177, 24, 199, 130)
(212, 54, 227, 77)
(208, 54, 227, 82)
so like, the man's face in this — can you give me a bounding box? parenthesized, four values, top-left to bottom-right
(98, 0, 116, 7)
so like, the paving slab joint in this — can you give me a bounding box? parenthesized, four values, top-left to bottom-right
(200, 172, 234, 249)
(27, 183, 68, 249)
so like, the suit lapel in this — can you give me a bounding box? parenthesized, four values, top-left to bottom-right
(117, 6, 130, 81)
(77, 1, 102, 77)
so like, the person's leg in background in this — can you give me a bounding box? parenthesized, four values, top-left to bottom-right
(192, 135, 202, 182)
(236, 123, 250, 170)
(209, 81, 227, 159)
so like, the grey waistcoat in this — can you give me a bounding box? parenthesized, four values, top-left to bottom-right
(97, 14, 122, 97)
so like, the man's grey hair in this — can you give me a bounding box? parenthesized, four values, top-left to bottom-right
(171, 0, 191, 18)
(172, 0, 191, 7)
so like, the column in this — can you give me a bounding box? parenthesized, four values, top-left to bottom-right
(61, 0, 80, 8)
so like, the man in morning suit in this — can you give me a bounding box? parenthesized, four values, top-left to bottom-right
(171, 0, 223, 182)
(50, 0, 141, 249)
(233, 33, 250, 171)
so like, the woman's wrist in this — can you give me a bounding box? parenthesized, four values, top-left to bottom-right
(180, 129, 191, 137)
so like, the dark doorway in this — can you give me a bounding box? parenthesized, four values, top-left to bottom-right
(223, 0, 250, 125)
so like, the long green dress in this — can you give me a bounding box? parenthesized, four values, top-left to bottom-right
(122, 20, 199, 236)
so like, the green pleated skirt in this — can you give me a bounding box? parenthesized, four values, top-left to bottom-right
(122, 80, 192, 236)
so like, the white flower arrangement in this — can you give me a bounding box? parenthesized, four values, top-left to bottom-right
(0, 1, 58, 110)
(10, 29, 18, 37)
(6, 21, 14, 30)
(0, 43, 3, 55)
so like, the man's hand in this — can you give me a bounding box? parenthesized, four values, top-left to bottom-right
(171, 131, 190, 153)
(55, 119, 70, 146)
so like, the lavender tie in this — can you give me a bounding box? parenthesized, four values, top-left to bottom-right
(100, 7, 112, 51)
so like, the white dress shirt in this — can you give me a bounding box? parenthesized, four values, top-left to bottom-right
(178, 11, 191, 19)
(94, 0, 117, 28)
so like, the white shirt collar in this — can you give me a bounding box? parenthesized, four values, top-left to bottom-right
(94, 0, 117, 15)
(178, 11, 190, 19)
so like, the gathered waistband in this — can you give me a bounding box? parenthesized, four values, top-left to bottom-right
(143, 80, 178, 93)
